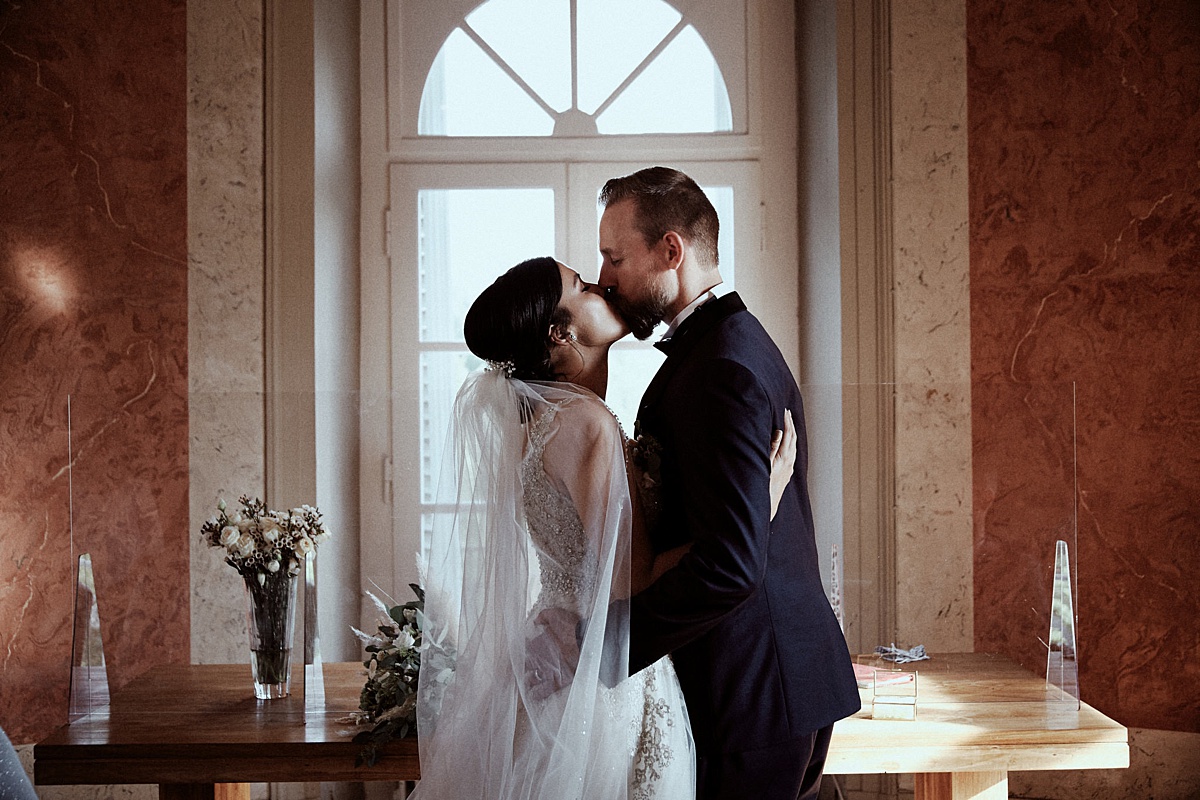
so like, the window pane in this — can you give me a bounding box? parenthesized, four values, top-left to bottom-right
(597, 26, 732, 134)
(577, 0, 682, 114)
(419, 187, 556, 342)
(419, 28, 554, 136)
(467, 0, 571, 112)
(420, 351, 485, 504)
(605, 348, 665, 434)
(707, 185, 735, 285)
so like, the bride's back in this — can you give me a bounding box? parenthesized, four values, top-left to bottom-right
(520, 393, 625, 615)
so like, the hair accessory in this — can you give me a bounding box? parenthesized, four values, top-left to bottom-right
(486, 359, 516, 377)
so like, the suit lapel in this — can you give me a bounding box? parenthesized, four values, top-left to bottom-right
(636, 293, 747, 428)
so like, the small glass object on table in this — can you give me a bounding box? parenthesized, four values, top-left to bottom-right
(855, 654, 919, 721)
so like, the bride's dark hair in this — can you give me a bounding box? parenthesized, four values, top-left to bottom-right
(464, 256, 570, 381)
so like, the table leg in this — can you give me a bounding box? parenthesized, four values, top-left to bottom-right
(159, 785, 251, 800)
(914, 771, 1007, 800)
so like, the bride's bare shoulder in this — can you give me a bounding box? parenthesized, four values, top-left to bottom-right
(549, 393, 621, 444)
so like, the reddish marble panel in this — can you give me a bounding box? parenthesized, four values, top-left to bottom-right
(969, 0, 1200, 731)
(0, 1, 188, 743)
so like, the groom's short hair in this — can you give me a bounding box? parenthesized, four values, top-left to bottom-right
(599, 166, 719, 268)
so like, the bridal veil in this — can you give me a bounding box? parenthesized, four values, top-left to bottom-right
(412, 369, 677, 799)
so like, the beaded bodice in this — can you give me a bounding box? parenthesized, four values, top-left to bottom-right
(520, 404, 597, 612)
(517, 399, 684, 799)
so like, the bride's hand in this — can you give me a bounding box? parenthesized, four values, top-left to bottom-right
(524, 607, 581, 702)
(768, 410, 797, 520)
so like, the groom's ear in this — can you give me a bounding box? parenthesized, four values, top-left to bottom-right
(659, 231, 685, 270)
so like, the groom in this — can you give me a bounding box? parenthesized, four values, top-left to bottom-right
(598, 167, 860, 800)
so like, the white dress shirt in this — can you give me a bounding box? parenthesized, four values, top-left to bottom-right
(660, 283, 730, 343)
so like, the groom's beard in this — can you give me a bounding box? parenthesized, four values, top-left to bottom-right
(612, 285, 670, 341)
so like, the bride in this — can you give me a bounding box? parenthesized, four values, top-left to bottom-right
(411, 256, 795, 800)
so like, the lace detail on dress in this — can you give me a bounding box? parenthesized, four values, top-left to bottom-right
(630, 668, 675, 800)
(521, 404, 597, 612)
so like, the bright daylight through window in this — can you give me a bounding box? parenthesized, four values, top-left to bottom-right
(418, 0, 732, 136)
(393, 0, 748, 542)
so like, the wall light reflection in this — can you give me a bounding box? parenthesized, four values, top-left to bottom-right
(12, 243, 76, 313)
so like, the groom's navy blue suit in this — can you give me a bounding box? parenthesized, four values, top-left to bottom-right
(629, 292, 860, 799)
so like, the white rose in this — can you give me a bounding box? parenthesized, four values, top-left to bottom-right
(396, 630, 416, 650)
(219, 526, 240, 546)
(267, 559, 280, 573)
(262, 525, 279, 543)
(257, 573, 266, 586)
(295, 536, 314, 555)
(217, 498, 227, 511)
(235, 533, 257, 557)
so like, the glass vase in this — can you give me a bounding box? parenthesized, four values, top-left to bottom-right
(244, 569, 298, 699)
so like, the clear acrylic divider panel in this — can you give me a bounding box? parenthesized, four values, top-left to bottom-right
(68, 553, 110, 721)
(59, 392, 190, 722)
(823, 380, 1080, 712)
(971, 379, 1080, 704)
(304, 551, 325, 714)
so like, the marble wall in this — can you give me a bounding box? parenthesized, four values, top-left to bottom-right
(968, 0, 1200, 737)
(187, 0, 268, 666)
(890, 0, 975, 653)
(0, 0, 189, 745)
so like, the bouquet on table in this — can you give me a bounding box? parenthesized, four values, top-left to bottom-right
(200, 495, 331, 697)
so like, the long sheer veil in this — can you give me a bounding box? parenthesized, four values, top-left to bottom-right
(412, 369, 637, 799)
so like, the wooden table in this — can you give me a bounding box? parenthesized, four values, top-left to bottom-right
(826, 652, 1128, 799)
(36, 654, 1126, 800)
(35, 661, 418, 798)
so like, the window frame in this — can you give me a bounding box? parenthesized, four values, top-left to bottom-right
(360, 0, 800, 602)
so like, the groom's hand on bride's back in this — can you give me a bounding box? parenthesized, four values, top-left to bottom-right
(524, 607, 581, 702)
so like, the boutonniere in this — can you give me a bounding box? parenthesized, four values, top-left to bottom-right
(629, 434, 662, 489)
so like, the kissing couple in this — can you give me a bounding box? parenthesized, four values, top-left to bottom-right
(410, 166, 860, 800)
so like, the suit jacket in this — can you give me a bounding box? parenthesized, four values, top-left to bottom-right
(628, 292, 860, 755)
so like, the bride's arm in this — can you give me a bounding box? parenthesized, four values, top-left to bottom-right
(631, 411, 797, 593)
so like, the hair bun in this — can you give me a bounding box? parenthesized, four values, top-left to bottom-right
(464, 257, 563, 381)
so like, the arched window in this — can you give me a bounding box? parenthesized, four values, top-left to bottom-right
(417, 0, 733, 136)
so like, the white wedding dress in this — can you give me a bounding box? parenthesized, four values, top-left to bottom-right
(412, 371, 694, 800)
